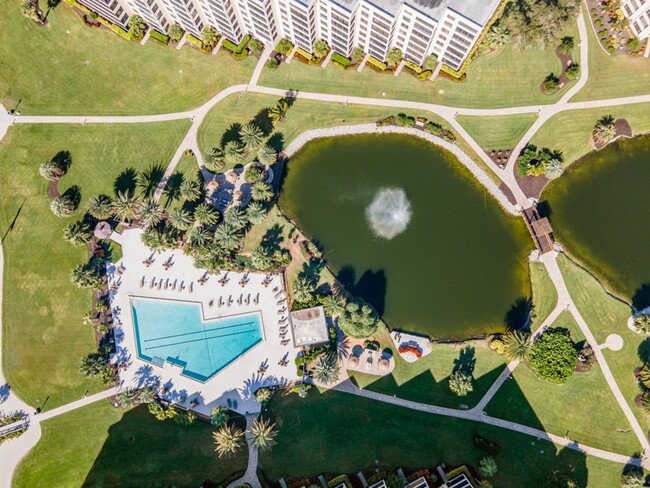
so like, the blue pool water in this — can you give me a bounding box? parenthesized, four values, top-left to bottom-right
(131, 298, 263, 382)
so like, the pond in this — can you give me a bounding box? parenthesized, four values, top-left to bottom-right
(279, 134, 532, 340)
(542, 135, 650, 307)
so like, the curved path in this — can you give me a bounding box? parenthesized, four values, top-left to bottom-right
(1, 8, 650, 483)
(227, 415, 262, 488)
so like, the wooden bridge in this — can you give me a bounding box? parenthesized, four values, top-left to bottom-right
(521, 205, 554, 254)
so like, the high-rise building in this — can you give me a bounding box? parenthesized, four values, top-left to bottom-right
(81, 0, 502, 71)
(622, 0, 650, 40)
(77, 0, 129, 27)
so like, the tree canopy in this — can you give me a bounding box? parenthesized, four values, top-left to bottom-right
(338, 298, 379, 338)
(529, 328, 578, 383)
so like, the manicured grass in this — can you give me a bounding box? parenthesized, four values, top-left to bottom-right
(13, 401, 246, 487)
(348, 326, 507, 409)
(555, 254, 650, 436)
(571, 10, 650, 102)
(530, 102, 650, 167)
(197, 92, 499, 183)
(0, 121, 191, 409)
(456, 114, 538, 152)
(162, 153, 201, 211)
(259, 36, 575, 109)
(0, 2, 255, 115)
(261, 388, 623, 486)
(530, 260, 558, 330)
(486, 310, 639, 454)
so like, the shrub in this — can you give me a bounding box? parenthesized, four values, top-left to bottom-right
(529, 328, 578, 383)
(296, 47, 313, 60)
(608, 45, 616, 54)
(425, 121, 443, 135)
(338, 298, 379, 338)
(628, 37, 640, 51)
(223, 34, 250, 54)
(404, 60, 422, 73)
(565, 63, 580, 80)
(168, 24, 183, 42)
(233, 49, 249, 59)
(331, 52, 351, 67)
(109, 23, 130, 40)
(543, 73, 560, 92)
(479, 456, 498, 478)
(396, 113, 415, 127)
(417, 70, 432, 80)
(366, 56, 387, 71)
(248, 38, 264, 54)
(266, 57, 279, 69)
(424, 54, 438, 69)
(127, 14, 146, 40)
(489, 337, 506, 355)
(449, 370, 473, 396)
(275, 38, 293, 55)
(186, 34, 202, 48)
(149, 30, 169, 45)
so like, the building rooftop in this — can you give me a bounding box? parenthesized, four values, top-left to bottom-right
(290, 305, 330, 347)
(329, 0, 500, 25)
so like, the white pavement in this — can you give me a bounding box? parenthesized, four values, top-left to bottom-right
(250, 46, 274, 87)
(227, 415, 262, 488)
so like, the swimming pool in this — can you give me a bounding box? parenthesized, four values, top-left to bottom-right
(130, 297, 263, 382)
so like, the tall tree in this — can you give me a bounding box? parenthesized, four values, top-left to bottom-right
(592, 115, 616, 144)
(251, 181, 274, 202)
(249, 418, 278, 452)
(39, 160, 64, 180)
(193, 203, 220, 226)
(386, 47, 403, 66)
(179, 180, 202, 201)
(224, 206, 249, 229)
(113, 191, 139, 223)
(87, 194, 114, 220)
(214, 222, 243, 251)
(257, 145, 278, 166)
(213, 423, 244, 458)
(224, 141, 245, 165)
(137, 199, 165, 228)
(203, 147, 226, 172)
(168, 207, 194, 231)
(502, 330, 531, 361)
(269, 100, 289, 124)
(240, 123, 264, 150)
(50, 195, 76, 217)
(313, 39, 329, 57)
(63, 220, 93, 246)
(245, 201, 268, 224)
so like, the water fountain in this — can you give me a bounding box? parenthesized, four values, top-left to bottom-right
(365, 188, 412, 239)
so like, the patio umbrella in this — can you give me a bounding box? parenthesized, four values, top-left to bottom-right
(378, 358, 389, 371)
(349, 356, 360, 367)
(205, 179, 219, 195)
(227, 171, 238, 183)
(94, 221, 112, 239)
(234, 190, 244, 202)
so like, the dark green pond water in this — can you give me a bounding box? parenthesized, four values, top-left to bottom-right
(279, 134, 532, 339)
(543, 135, 650, 306)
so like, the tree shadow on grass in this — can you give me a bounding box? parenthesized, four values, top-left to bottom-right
(221, 123, 242, 148)
(113, 168, 138, 196)
(52, 150, 72, 174)
(162, 171, 185, 207)
(61, 185, 82, 210)
(138, 163, 166, 199)
(253, 108, 274, 137)
(266, 132, 285, 153)
(453, 346, 476, 376)
(261, 224, 284, 251)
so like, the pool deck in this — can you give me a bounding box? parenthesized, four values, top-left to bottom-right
(108, 228, 302, 416)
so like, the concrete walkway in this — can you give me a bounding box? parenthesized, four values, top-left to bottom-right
(227, 415, 262, 488)
(250, 45, 274, 86)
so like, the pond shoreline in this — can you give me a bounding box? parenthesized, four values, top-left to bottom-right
(282, 123, 519, 216)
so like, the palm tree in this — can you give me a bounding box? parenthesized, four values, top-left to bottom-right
(39, 160, 64, 180)
(213, 423, 244, 458)
(502, 330, 531, 361)
(137, 199, 164, 228)
(320, 294, 345, 316)
(622, 471, 644, 488)
(251, 181, 274, 202)
(246, 201, 268, 224)
(138, 386, 156, 404)
(203, 147, 226, 172)
(448, 370, 473, 396)
(215, 222, 243, 251)
(313, 353, 340, 385)
(201, 25, 218, 47)
(194, 203, 220, 226)
(313, 39, 329, 58)
(88, 194, 114, 220)
(224, 141, 245, 165)
(558, 36, 574, 55)
(225, 206, 249, 229)
(291, 275, 315, 303)
(113, 191, 139, 223)
(63, 221, 93, 246)
(257, 145, 277, 166)
(386, 47, 403, 66)
(255, 387, 272, 404)
(138, 165, 163, 199)
(50, 195, 76, 217)
(168, 207, 194, 231)
(167, 24, 184, 42)
(249, 418, 278, 452)
(179, 180, 201, 201)
(634, 314, 650, 336)
(269, 100, 289, 125)
(478, 456, 498, 478)
(638, 363, 650, 391)
(20, 1, 42, 23)
(118, 388, 138, 408)
(189, 226, 212, 247)
(127, 14, 147, 38)
(593, 115, 616, 144)
(544, 158, 564, 179)
(240, 123, 264, 151)
(210, 405, 229, 427)
(485, 24, 509, 49)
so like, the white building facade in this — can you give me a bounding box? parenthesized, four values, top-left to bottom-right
(86, 0, 502, 70)
(622, 0, 650, 40)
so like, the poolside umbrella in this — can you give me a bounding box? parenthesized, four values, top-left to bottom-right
(378, 358, 389, 372)
(206, 179, 219, 195)
(227, 171, 238, 183)
(94, 221, 112, 240)
(349, 356, 360, 367)
(234, 190, 244, 202)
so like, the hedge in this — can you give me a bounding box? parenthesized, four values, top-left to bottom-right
(149, 30, 169, 45)
(366, 56, 387, 71)
(296, 47, 313, 60)
(232, 49, 249, 59)
(331, 52, 351, 67)
(63, 0, 131, 40)
(223, 34, 251, 54)
(417, 69, 432, 80)
(186, 33, 202, 48)
(404, 60, 422, 73)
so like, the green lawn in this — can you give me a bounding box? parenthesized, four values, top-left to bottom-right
(530, 102, 650, 167)
(13, 401, 247, 487)
(258, 34, 575, 109)
(486, 311, 639, 455)
(348, 326, 507, 409)
(0, 121, 191, 409)
(161, 153, 202, 211)
(530, 260, 558, 330)
(261, 388, 623, 487)
(197, 92, 499, 183)
(571, 10, 650, 102)
(555, 254, 650, 437)
(0, 1, 255, 115)
(456, 114, 538, 151)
